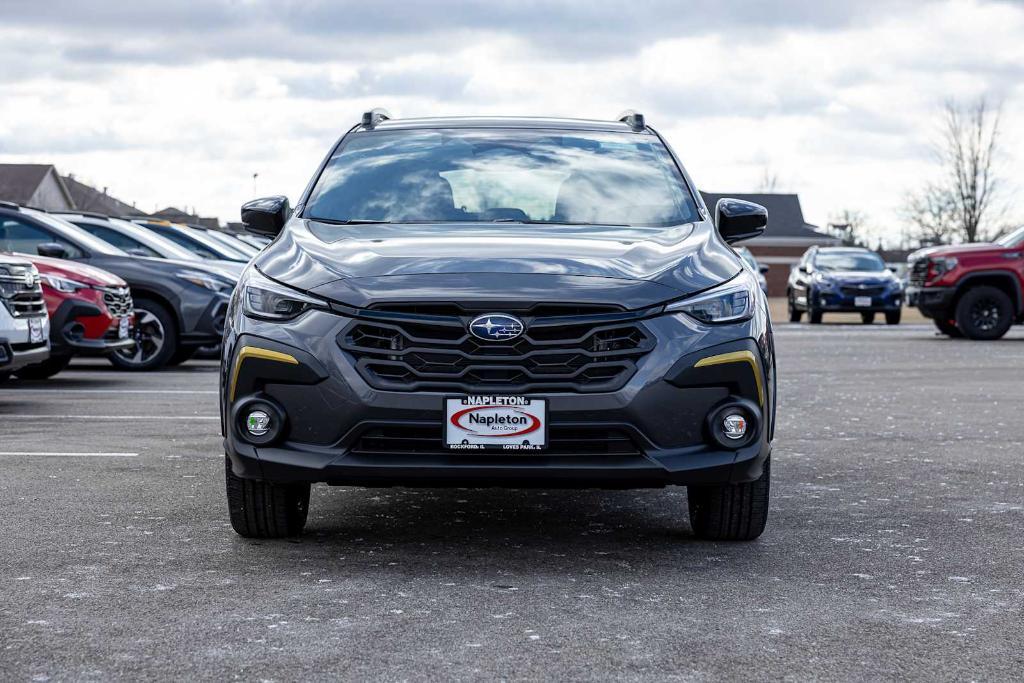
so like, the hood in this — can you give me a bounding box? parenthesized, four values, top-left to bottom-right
(909, 242, 1009, 260)
(254, 218, 741, 309)
(23, 253, 127, 287)
(817, 269, 896, 283)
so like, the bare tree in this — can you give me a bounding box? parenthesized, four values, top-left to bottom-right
(907, 97, 1004, 243)
(757, 166, 781, 193)
(828, 208, 870, 246)
(901, 183, 958, 245)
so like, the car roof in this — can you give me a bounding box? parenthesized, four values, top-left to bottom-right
(367, 116, 651, 134)
(816, 247, 874, 254)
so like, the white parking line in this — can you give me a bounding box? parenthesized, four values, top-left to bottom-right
(0, 452, 138, 457)
(0, 389, 217, 395)
(3, 415, 219, 420)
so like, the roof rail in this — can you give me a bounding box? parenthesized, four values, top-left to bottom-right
(53, 210, 108, 219)
(617, 110, 646, 131)
(361, 108, 392, 129)
(0, 200, 20, 211)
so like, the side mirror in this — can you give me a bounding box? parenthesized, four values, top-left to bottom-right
(798, 265, 809, 274)
(37, 242, 69, 259)
(715, 199, 767, 244)
(758, 264, 770, 274)
(241, 196, 290, 237)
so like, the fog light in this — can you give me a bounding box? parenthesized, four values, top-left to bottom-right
(722, 413, 747, 440)
(246, 410, 271, 437)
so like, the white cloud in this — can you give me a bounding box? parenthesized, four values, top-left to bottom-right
(0, 0, 1020, 244)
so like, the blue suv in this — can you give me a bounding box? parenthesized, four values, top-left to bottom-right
(787, 246, 903, 324)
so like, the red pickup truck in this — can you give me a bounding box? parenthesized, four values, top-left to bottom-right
(907, 226, 1024, 340)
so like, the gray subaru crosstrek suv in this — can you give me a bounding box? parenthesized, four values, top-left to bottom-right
(222, 110, 775, 541)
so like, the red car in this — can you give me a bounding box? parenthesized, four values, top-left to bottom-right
(10, 254, 136, 378)
(907, 226, 1024, 339)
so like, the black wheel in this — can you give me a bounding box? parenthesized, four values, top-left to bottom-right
(225, 456, 310, 538)
(0, 372, 10, 383)
(860, 312, 875, 324)
(166, 345, 199, 367)
(14, 355, 72, 380)
(933, 317, 962, 337)
(787, 293, 802, 323)
(955, 286, 1013, 340)
(809, 310, 823, 324)
(886, 310, 902, 325)
(108, 298, 178, 371)
(688, 458, 770, 541)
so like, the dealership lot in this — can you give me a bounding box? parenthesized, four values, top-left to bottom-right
(1, 323, 1022, 680)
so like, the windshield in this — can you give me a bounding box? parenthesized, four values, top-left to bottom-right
(179, 226, 250, 261)
(814, 251, 886, 272)
(304, 129, 700, 227)
(996, 226, 1024, 247)
(105, 219, 201, 260)
(23, 210, 128, 256)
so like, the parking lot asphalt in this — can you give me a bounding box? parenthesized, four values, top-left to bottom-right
(1, 323, 1022, 681)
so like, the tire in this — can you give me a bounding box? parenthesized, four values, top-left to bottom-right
(933, 317, 962, 337)
(0, 372, 10, 383)
(688, 458, 770, 541)
(225, 456, 310, 538)
(166, 345, 199, 367)
(787, 293, 802, 323)
(108, 298, 178, 371)
(860, 312, 875, 324)
(955, 286, 1014, 340)
(14, 355, 72, 380)
(886, 310, 902, 325)
(809, 310, 823, 324)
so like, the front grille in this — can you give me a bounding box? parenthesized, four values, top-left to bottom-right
(352, 424, 641, 456)
(839, 285, 886, 297)
(0, 270, 46, 318)
(101, 287, 134, 318)
(909, 259, 929, 287)
(339, 306, 655, 393)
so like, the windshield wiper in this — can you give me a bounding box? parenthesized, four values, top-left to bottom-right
(310, 217, 391, 225)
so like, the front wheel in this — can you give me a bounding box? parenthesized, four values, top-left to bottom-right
(787, 292, 802, 323)
(860, 312, 875, 324)
(955, 286, 1013, 340)
(886, 310, 902, 325)
(225, 457, 310, 538)
(14, 355, 72, 380)
(688, 458, 770, 541)
(809, 310, 823, 324)
(108, 298, 178, 371)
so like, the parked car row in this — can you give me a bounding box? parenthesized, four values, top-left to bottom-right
(0, 201, 269, 380)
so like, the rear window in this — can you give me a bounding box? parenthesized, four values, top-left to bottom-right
(304, 129, 699, 228)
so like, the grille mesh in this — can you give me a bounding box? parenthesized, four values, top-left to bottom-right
(340, 307, 654, 393)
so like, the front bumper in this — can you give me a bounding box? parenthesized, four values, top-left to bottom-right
(0, 308, 50, 371)
(48, 299, 135, 357)
(221, 306, 776, 489)
(812, 288, 903, 313)
(906, 286, 954, 319)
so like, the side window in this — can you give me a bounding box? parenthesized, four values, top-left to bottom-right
(74, 223, 159, 257)
(0, 218, 84, 258)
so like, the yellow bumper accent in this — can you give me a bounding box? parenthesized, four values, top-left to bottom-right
(230, 346, 298, 400)
(694, 350, 765, 406)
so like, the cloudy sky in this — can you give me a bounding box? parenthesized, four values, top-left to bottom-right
(0, 0, 1021, 244)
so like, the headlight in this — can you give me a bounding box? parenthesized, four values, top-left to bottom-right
(242, 269, 325, 321)
(929, 256, 958, 278)
(812, 272, 835, 289)
(176, 270, 235, 293)
(666, 269, 757, 324)
(42, 274, 89, 293)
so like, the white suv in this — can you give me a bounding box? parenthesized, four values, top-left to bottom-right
(0, 256, 50, 378)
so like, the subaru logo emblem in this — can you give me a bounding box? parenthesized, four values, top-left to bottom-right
(469, 313, 524, 342)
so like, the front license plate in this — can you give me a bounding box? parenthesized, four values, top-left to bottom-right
(854, 296, 872, 307)
(118, 317, 130, 339)
(28, 317, 44, 343)
(445, 396, 547, 451)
